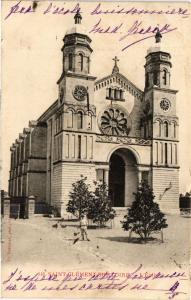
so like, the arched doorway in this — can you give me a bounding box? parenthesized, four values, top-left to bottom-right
(109, 148, 138, 207)
(109, 153, 125, 207)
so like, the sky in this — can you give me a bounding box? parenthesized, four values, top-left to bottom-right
(1, 1, 191, 193)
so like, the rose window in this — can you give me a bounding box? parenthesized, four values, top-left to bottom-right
(100, 107, 131, 136)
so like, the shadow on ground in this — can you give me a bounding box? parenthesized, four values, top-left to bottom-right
(98, 236, 161, 244)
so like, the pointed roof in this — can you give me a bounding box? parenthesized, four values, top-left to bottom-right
(65, 11, 87, 36)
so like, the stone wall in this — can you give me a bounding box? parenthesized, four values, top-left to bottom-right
(152, 167, 179, 212)
(51, 162, 96, 217)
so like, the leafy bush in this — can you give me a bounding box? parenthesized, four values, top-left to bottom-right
(67, 177, 116, 226)
(88, 181, 116, 226)
(121, 181, 168, 241)
(66, 176, 93, 218)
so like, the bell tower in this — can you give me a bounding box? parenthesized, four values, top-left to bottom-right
(62, 11, 92, 75)
(144, 29, 171, 91)
(143, 29, 179, 212)
(57, 11, 96, 106)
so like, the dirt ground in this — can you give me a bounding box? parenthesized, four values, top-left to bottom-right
(1, 213, 191, 299)
(2, 213, 190, 269)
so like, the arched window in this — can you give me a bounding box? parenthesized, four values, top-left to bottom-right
(162, 70, 167, 85)
(60, 88, 64, 103)
(77, 111, 83, 129)
(69, 53, 73, 71)
(144, 123, 147, 138)
(153, 71, 158, 85)
(120, 90, 124, 99)
(79, 53, 83, 71)
(173, 122, 176, 138)
(114, 89, 118, 99)
(156, 120, 162, 137)
(145, 73, 149, 88)
(67, 110, 73, 128)
(164, 121, 168, 137)
(108, 88, 112, 98)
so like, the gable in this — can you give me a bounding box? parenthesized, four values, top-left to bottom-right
(94, 72, 143, 101)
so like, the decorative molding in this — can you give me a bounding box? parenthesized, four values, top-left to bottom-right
(53, 160, 95, 166)
(152, 165, 180, 169)
(153, 115, 179, 125)
(63, 102, 96, 115)
(96, 135, 151, 146)
(57, 71, 96, 84)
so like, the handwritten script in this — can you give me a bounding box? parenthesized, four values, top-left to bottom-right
(4, 1, 189, 51)
(3, 265, 188, 299)
(4, 1, 189, 20)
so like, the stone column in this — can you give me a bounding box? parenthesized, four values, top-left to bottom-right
(104, 168, 109, 186)
(27, 195, 36, 218)
(3, 196, 11, 218)
(138, 169, 142, 184)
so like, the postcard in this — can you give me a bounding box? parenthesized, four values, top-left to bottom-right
(1, 1, 191, 299)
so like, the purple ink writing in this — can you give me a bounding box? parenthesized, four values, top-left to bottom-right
(43, 2, 81, 15)
(89, 18, 123, 34)
(90, 3, 189, 18)
(4, 1, 35, 20)
(119, 21, 177, 51)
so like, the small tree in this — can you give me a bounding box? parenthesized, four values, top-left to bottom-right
(88, 181, 116, 227)
(67, 176, 93, 218)
(121, 181, 168, 242)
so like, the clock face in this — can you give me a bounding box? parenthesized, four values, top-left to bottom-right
(160, 98, 171, 112)
(73, 85, 87, 101)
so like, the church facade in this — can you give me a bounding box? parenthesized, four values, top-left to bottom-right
(8, 13, 179, 216)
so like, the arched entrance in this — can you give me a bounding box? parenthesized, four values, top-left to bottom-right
(109, 154, 125, 207)
(109, 148, 138, 207)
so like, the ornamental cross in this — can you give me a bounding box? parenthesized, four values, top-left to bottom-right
(112, 56, 119, 74)
(113, 56, 119, 66)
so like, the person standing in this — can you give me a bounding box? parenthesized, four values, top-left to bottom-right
(80, 214, 90, 241)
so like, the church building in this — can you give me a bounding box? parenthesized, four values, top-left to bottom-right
(8, 12, 179, 217)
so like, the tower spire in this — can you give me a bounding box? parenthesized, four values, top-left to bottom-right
(155, 26, 162, 43)
(74, 10, 82, 24)
(112, 56, 119, 74)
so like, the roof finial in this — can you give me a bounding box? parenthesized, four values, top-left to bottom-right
(155, 26, 162, 43)
(112, 56, 119, 74)
(74, 9, 82, 24)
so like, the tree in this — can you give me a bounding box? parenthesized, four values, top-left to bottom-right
(66, 176, 93, 218)
(88, 181, 116, 227)
(121, 181, 168, 242)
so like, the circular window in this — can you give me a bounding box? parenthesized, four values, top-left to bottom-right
(100, 107, 131, 136)
(73, 85, 87, 101)
(160, 98, 171, 112)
